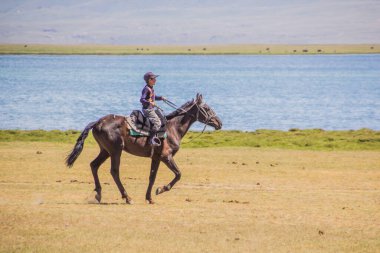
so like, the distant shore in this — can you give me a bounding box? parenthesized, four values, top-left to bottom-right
(0, 44, 379, 55)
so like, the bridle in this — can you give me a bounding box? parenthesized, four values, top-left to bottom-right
(163, 99, 218, 143)
(164, 99, 217, 125)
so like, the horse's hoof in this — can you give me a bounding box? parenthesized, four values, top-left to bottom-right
(156, 187, 164, 195)
(88, 191, 101, 204)
(125, 197, 134, 205)
(95, 193, 101, 203)
(88, 198, 100, 204)
(146, 199, 155, 204)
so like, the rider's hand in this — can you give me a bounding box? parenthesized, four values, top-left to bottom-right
(162, 97, 166, 101)
(151, 102, 156, 106)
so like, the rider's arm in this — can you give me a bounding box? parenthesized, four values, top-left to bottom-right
(140, 86, 152, 108)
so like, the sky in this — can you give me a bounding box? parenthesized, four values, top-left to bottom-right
(0, 0, 379, 45)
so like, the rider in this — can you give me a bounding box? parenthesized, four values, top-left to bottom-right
(140, 72, 166, 146)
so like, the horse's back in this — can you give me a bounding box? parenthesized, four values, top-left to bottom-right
(95, 114, 127, 129)
(92, 114, 129, 144)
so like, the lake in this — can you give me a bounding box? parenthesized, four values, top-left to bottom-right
(0, 54, 379, 131)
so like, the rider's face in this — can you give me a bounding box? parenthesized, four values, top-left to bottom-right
(148, 77, 156, 86)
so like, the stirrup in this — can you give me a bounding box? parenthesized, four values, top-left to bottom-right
(149, 135, 161, 146)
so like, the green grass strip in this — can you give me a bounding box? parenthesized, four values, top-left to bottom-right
(1, 129, 380, 151)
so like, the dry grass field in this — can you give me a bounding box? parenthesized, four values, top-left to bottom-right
(0, 142, 379, 252)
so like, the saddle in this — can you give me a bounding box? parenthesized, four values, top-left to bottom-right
(126, 109, 167, 138)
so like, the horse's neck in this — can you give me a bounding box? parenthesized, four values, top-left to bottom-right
(169, 114, 196, 140)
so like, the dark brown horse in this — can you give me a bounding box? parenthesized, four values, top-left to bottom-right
(66, 94, 222, 204)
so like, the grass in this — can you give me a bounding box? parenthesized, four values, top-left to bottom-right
(1, 128, 380, 151)
(0, 129, 96, 144)
(0, 43, 379, 55)
(0, 142, 379, 252)
(185, 128, 380, 150)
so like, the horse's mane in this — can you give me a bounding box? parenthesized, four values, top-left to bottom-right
(165, 100, 194, 120)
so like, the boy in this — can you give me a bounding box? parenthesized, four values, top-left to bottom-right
(140, 72, 166, 146)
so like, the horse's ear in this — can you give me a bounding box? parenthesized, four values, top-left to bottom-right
(196, 93, 203, 104)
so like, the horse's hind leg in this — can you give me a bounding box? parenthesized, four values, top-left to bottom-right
(90, 149, 109, 203)
(110, 150, 133, 204)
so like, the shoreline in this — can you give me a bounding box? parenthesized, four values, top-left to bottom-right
(1, 128, 379, 150)
(1, 43, 379, 55)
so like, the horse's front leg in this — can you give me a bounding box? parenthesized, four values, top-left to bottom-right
(146, 158, 160, 204)
(156, 156, 181, 195)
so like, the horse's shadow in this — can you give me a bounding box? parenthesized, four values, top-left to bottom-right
(56, 202, 121, 206)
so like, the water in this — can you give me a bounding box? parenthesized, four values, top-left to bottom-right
(0, 54, 379, 131)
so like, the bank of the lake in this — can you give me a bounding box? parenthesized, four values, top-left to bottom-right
(1, 44, 380, 55)
(1, 129, 379, 151)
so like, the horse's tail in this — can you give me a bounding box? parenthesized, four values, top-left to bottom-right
(66, 121, 97, 168)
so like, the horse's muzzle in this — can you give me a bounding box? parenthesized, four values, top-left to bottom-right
(212, 116, 222, 130)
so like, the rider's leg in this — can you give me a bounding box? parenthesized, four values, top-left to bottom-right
(143, 109, 162, 146)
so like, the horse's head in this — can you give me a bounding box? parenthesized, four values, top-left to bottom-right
(193, 93, 222, 130)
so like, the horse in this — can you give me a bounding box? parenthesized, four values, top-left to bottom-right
(65, 94, 222, 204)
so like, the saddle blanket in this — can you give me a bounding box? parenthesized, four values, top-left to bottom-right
(128, 128, 167, 138)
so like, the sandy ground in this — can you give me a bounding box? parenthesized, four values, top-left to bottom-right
(0, 142, 379, 252)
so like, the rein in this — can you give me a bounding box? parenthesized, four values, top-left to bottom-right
(163, 99, 178, 109)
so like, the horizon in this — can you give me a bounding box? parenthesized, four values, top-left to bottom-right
(1, 0, 380, 45)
